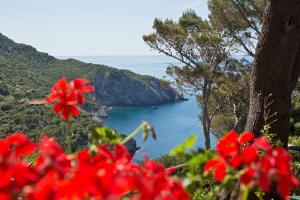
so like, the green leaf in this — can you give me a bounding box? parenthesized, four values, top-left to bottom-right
(170, 134, 198, 156)
(89, 127, 122, 145)
(187, 151, 210, 168)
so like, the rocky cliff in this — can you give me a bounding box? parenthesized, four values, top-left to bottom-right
(94, 68, 182, 106)
(0, 33, 183, 106)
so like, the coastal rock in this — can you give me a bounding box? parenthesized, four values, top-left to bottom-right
(121, 134, 140, 155)
(94, 69, 183, 106)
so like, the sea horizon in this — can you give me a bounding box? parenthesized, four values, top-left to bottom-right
(57, 55, 182, 79)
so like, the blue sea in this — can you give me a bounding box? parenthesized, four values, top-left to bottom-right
(59, 55, 217, 159)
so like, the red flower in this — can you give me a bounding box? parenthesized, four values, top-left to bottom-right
(215, 131, 256, 169)
(217, 130, 239, 158)
(0, 139, 9, 157)
(228, 154, 242, 168)
(2, 129, 298, 200)
(45, 77, 94, 120)
(134, 159, 189, 200)
(253, 136, 272, 153)
(69, 78, 95, 104)
(239, 132, 254, 144)
(205, 130, 298, 199)
(6, 133, 36, 157)
(0, 193, 9, 200)
(204, 157, 227, 181)
(240, 167, 255, 185)
(27, 170, 60, 200)
(35, 136, 72, 176)
(241, 145, 258, 165)
(0, 133, 39, 196)
(257, 147, 299, 200)
(206, 131, 257, 183)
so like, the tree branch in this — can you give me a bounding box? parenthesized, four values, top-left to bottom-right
(230, 0, 261, 35)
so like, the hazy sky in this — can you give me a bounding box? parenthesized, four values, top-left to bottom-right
(0, 0, 208, 56)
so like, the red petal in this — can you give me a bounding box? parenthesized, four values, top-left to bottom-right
(66, 91, 78, 103)
(38, 136, 64, 156)
(225, 130, 239, 140)
(241, 146, 258, 165)
(214, 161, 226, 181)
(204, 158, 220, 172)
(53, 103, 64, 114)
(114, 144, 131, 160)
(0, 168, 13, 188)
(0, 193, 9, 200)
(291, 175, 299, 188)
(166, 167, 174, 175)
(0, 139, 9, 156)
(258, 172, 270, 192)
(70, 105, 80, 117)
(77, 94, 84, 104)
(45, 93, 57, 104)
(254, 137, 272, 152)
(73, 78, 89, 88)
(29, 171, 59, 200)
(205, 158, 227, 182)
(277, 180, 290, 200)
(62, 108, 71, 119)
(239, 132, 254, 144)
(7, 132, 27, 145)
(240, 167, 255, 185)
(228, 154, 242, 168)
(15, 141, 36, 157)
(77, 150, 90, 165)
(273, 148, 292, 177)
(260, 156, 272, 171)
(82, 85, 95, 92)
(56, 77, 68, 90)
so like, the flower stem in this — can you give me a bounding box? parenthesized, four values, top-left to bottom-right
(66, 119, 73, 154)
(121, 123, 145, 144)
(240, 185, 249, 200)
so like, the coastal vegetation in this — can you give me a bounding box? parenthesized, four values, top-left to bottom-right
(143, 10, 251, 149)
(144, 0, 300, 149)
(143, 0, 300, 199)
(1, 0, 300, 199)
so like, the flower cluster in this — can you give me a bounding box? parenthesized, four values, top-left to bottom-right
(3, 77, 299, 200)
(0, 133, 37, 199)
(204, 131, 299, 200)
(0, 133, 189, 200)
(45, 77, 95, 120)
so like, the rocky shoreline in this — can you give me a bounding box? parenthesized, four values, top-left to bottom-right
(93, 69, 185, 106)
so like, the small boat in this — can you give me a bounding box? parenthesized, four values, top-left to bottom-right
(152, 106, 159, 109)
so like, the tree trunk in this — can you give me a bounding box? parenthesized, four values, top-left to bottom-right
(202, 80, 212, 149)
(202, 96, 211, 149)
(220, 1, 300, 200)
(245, 0, 300, 147)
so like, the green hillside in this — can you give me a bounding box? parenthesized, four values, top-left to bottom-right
(0, 32, 183, 149)
(0, 34, 111, 148)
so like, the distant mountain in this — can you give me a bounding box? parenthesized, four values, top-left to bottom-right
(0, 33, 182, 106)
